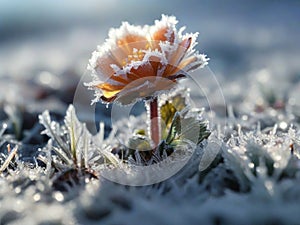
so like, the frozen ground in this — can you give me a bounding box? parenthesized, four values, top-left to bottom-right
(0, 1, 300, 224)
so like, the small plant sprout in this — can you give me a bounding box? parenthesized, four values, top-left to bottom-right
(86, 14, 209, 153)
(38, 105, 106, 190)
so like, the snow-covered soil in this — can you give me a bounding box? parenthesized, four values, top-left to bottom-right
(1, 1, 300, 224)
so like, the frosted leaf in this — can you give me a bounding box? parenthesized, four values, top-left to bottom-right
(98, 146, 122, 168)
(223, 122, 300, 192)
(39, 105, 99, 172)
(39, 110, 70, 157)
(223, 146, 254, 191)
(199, 138, 222, 172)
(38, 104, 123, 180)
(64, 105, 86, 166)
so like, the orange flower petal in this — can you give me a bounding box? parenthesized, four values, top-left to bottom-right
(171, 55, 197, 74)
(152, 27, 175, 43)
(96, 83, 123, 100)
(168, 37, 192, 68)
(162, 64, 178, 77)
(149, 60, 161, 73)
(179, 37, 192, 49)
(96, 83, 125, 92)
(126, 72, 142, 81)
(110, 75, 129, 85)
(115, 76, 177, 105)
(117, 35, 148, 56)
(150, 27, 175, 50)
(130, 62, 155, 78)
(95, 54, 118, 78)
(101, 90, 120, 99)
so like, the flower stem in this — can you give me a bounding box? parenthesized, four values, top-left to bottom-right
(148, 97, 160, 147)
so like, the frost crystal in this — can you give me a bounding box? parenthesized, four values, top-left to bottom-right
(38, 105, 120, 190)
(86, 14, 208, 105)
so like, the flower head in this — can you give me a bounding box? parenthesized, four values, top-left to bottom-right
(86, 14, 208, 105)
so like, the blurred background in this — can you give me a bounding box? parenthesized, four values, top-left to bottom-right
(0, 0, 299, 113)
(1, 2, 300, 223)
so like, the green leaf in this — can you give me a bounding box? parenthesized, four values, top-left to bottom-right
(180, 117, 210, 144)
(128, 135, 152, 152)
(157, 140, 171, 154)
(135, 129, 146, 136)
(160, 91, 210, 146)
(160, 101, 177, 134)
(165, 112, 181, 145)
(160, 93, 187, 139)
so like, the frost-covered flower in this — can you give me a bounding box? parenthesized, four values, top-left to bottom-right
(86, 14, 208, 105)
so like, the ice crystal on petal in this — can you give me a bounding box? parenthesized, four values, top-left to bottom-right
(86, 14, 208, 105)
